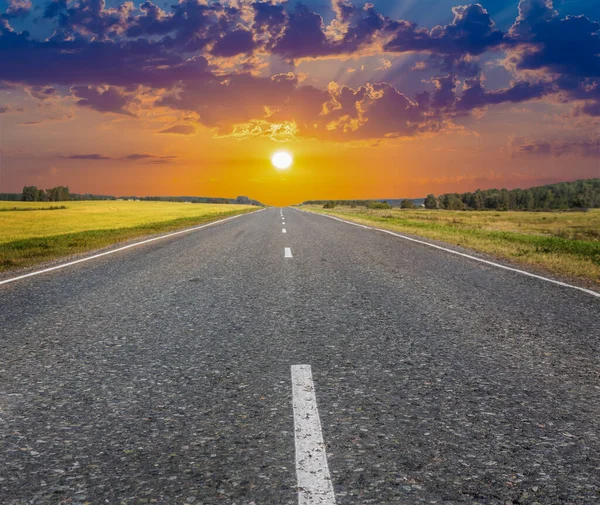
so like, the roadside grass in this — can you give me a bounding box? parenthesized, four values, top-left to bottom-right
(0, 201, 257, 272)
(304, 206, 600, 285)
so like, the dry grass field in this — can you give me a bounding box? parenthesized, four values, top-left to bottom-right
(304, 206, 600, 285)
(0, 200, 257, 272)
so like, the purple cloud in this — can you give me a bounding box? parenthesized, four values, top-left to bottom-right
(385, 5, 505, 56)
(157, 125, 196, 135)
(123, 153, 178, 161)
(71, 85, 135, 116)
(66, 154, 112, 160)
(516, 138, 599, 158)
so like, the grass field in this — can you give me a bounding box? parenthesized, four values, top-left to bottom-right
(0, 200, 257, 272)
(304, 206, 600, 285)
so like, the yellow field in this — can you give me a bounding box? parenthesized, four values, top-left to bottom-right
(0, 200, 257, 271)
(0, 200, 255, 244)
(305, 206, 600, 285)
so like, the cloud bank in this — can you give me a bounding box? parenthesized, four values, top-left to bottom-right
(1, 0, 599, 144)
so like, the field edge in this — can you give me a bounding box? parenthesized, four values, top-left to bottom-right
(0, 207, 260, 277)
(301, 207, 600, 292)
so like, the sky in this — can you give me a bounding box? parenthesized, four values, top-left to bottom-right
(0, 0, 599, 205)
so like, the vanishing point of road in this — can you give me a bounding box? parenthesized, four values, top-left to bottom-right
(1, 208, 599, 504)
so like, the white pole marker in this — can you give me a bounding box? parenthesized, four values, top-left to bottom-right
(291, 365, 336, 505)
(285, 247, 293, 258)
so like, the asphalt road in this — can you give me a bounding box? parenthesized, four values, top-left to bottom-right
(1, 207, 599, 505)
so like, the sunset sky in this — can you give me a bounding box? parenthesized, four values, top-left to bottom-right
(0, 0, 599, 205)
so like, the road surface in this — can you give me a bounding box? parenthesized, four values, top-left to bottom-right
(1, 207, 599, 504)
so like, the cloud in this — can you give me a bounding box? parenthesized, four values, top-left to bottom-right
(457, 77, 553, 110)
(1, 0, 600, 142)
(505, 0, 600, 114)
(71, 85, 135, 116)
(28, 86, 58, 100)
(66, 154, 112, 160)
(159, 72, 298, 132)
(122, 153, 178, 161)
(318, 81, 424, 141)
(2, 0, 32, 18)
(63, 152, 178, 160)
(157, 125, 196, 135)
(385, 4, 505, 56)
(510, 135, 599, 158)
(211, 28, 256, 57)
(0, 105, 24, 114)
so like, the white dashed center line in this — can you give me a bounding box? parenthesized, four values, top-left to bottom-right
(283, 229, 287, 233)
(285, 247, 293, 258)
(291, 365, 336, 505)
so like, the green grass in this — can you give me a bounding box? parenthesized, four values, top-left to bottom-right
(304, 206, 600, 285)
(0, 201, 257, 272)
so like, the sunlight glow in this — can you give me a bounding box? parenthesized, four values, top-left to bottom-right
(271, 151, 293, 170)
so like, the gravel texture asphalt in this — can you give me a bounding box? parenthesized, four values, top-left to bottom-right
(0, 207, 599, 505)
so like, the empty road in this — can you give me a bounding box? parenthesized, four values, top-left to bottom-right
(1, 207, 599, 504)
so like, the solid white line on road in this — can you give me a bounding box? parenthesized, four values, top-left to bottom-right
(291, 365, 336, 505)
(283, 229, 287, 233)
(0, 209, 264, 287)
(300, 209, 600, 299)
(285, 247, 293, 258)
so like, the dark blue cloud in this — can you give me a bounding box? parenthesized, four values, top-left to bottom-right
(2, 0, 600, 141)
(385, 4, 505, 56)
(2, 0, 32, 19)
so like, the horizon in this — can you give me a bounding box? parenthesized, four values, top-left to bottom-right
(1, 0, 599, 205)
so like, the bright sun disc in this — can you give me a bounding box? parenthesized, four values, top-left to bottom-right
(271, 151, 293, 170)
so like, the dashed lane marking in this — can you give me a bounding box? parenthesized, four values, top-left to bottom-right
(291, 365, 336, 505)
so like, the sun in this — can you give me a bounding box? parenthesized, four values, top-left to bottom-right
(271, 150, 293, 170)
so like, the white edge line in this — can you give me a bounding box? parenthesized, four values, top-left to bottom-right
(291, 364, 336, 505)
(0, 208, 264, 286)
(297, 208, 600, 299)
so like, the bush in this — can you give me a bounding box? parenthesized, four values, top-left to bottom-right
(323, 201, 336, 209)
(400, 199, 416, 209)
(367, 201, 392, 210)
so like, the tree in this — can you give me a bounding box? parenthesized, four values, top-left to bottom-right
(526, 190, 534, 211)
(367, 201, 392, 209)
(22, 186, 38, 201)
(47, 186, 70, 201)
(400, 198, 415, 209)
(424, 194, 438, 209)
(473, 190, 484, 210)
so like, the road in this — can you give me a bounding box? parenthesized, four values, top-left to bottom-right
(1, 207, 599, 504)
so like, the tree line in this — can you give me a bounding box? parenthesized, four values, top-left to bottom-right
(22, 185, 71, 202)
(10, 187, 263, 206)
(424, 179, 600, 211)
(304, 178, 600, 211)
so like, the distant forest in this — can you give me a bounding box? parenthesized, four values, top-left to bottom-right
(304, 178, 600, 211)
(0, 186, 263, 206)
